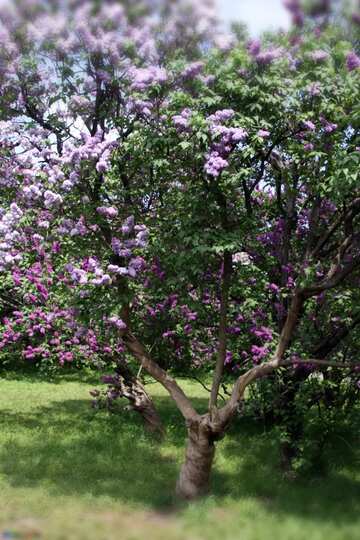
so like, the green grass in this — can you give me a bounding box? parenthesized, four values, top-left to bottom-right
(0, 371, 359, 540)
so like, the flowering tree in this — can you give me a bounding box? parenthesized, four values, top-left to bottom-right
(0, 0, 221, 433)
(0, 0, 360, 499)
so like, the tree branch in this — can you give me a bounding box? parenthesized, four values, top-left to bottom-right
(209, 251, 232, 410)
(122, 331, 199, 421)
(219, 354, 360, 426)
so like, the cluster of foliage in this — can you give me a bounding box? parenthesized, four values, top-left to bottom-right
(0, 0, 359, 498)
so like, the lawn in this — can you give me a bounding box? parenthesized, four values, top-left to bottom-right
(0, 371, 359, 540)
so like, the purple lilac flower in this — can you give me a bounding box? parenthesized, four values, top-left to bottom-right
(302, 120, 316, 131)
(251, 345, 269, 363)
(251, 326, 273, 342)
(208, 109, 235, 123)
(309, 50, 329, 63)
(70, 268, 88, 285)
(91, 273, 112, 286)
(129, 256, 146, 271)
(121, 215, 135, 235)
(181, 61, 204, 79)
(307, 82, 321, 96)
(96, 206, 118, 219)
(96, 160, 108, 173)
(108, 316, 127, 330)
(111, 238, 122, 255)
(320, 117, 337, 133)
(61, 351, 74, 362)
(23, 184, 42, 200)
(255, 48, 283, 65)
(267, 283, 280, 294)
(257, 129, 270, 138)
(230, 127, 248, 142)
(130, 66, 168, 91)
(162, 330, 176, 339)
(44, 190, 63, 209)
(62, 180, 74, 191)
(204, 152, 229, 177)
(304, 142, 314, 151)
(173, 109, 193, 133)
(346, 52, 360, 72)
(247, 39, 261, 56)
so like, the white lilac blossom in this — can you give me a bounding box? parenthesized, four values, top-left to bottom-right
(233, 252, 252, 265)
(38, 220, 50, 229)
(107, 265, 129, 276)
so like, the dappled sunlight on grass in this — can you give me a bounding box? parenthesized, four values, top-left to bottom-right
(0, 372, 359, 539)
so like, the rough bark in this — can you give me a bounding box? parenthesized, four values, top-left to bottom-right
(137, 395, 164, 437)
(115, 365, 165, 438)
(176, 419, 217, 499)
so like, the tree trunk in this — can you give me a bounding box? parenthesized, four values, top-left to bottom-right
(114, 364, 165, 438)
(128, 378, 165, 438)
(176, 420, 217, 500)
(275, 370, 306, 475)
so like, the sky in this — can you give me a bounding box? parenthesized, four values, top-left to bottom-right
(217, 0, 291, 35)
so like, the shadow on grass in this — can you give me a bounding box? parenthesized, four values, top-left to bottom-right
(0, 390, 359, 523)
(0, 396, 207, 509)
(212, 415, 360, 525)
